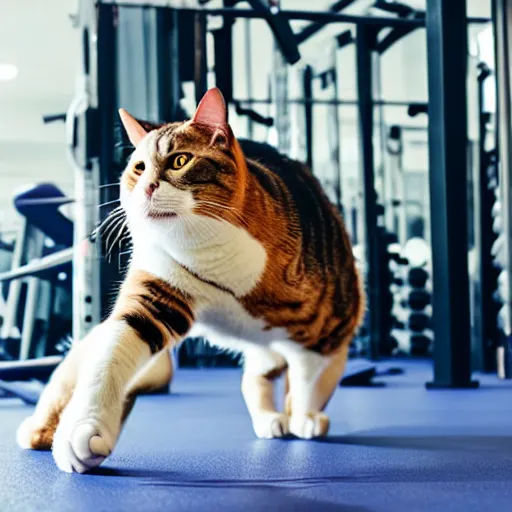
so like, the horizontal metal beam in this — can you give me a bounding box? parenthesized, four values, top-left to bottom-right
(0, 248, 73, 283)
(295, 0, 357, 43)
(235, 98, 425, 107)
(98, 3, 491, 26)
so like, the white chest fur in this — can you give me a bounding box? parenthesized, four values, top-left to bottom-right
(129, 214, 289, 351)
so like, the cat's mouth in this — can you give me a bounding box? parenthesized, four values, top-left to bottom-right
(145, 209, 177, 220)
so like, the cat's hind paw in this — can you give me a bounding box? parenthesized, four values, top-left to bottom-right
(289, 412, 330, 439)
(17, 416, 54, 451)
(252, 411, 289, 439)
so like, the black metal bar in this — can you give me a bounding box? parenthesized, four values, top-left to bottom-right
(425, 0, 478, 388)
(156, 9, 177, 121)
(248, 0, 300, 64)
(295, 0, 357, 43)
(356, 26, 381, 361)
(373, 0, 414, 16)
(97, 3, 120, 320)
(336, 29, 354, 48)
(475, 64, 499, 373)
(234, 98, 426, 107)
(302, 65, 314, 170)
(194, 11, 208, 106)
(98, 4, 492, 26)
(493, 0, 512, 379)
(42, 113, 67, 124)
(212, 18, 234, 103)
(376, 24, 419, 54)
(169, 9, 183, 121)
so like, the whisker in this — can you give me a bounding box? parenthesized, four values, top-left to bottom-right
(98, 183, 120, 189)
(195, 204, 246, 226)
(107, 220, 129, 258)
(104, 216, 127, 258)
(92, 208, 125, 239)
(194, 200, 238, 212)
(99, 199, 121, 208)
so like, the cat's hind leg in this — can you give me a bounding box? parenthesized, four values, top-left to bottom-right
(241, 345, 289, 439)
(16, 345, 173, 453)
(16, 340, 86, 451)
(121, 349, 174, 423)
(278, 342, 349, 439)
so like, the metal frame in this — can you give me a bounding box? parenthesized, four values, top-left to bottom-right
(472, 64, 499, 373)
(98, 2, 490, 26)
(425, 0, 477, 388)
(65, 1, 491, 377)
(356, 25, 382, 361)
(493, 0, 512, 378)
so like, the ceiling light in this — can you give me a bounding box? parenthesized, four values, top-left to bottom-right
(0, 63, 18, 81)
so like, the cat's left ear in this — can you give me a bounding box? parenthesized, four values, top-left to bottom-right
(118, 108, 161, 147)
(192, 88, 229, 140)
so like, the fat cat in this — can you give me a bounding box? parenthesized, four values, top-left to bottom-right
(16, 88, 365, 473)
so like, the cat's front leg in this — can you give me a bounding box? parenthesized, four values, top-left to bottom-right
(52, 271, 194, 473)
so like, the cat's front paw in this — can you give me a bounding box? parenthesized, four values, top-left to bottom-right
(52, 403, 120, 473)
(289, 412, 330, 439)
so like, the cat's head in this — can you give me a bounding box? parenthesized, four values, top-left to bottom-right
(118, 88, 247, 229)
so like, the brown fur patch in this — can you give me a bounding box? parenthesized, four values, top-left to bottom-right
(112, 270, 195, 353)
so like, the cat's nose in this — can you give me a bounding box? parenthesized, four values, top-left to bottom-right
(145, 181, 160, 197)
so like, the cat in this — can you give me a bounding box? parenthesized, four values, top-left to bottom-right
(16, 88, 365, 473)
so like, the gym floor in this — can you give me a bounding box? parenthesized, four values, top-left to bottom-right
(1, 360, 511, 512)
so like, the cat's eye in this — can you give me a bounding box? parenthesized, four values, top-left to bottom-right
(171, 154, 190, 170)
(134, 161, 145, 173)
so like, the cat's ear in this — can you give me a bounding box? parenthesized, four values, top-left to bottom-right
(118, 108, 154, 147)
(192, 88, 228, 137)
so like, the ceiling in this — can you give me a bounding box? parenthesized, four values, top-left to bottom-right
(0, 0, 492, 236)
(0, 0, 79, 234)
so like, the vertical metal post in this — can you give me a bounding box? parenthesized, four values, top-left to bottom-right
(302, 65, 314, 170)
(356, 26, 381, 361)
(244, 18, 253, 139)
(474, 64, 498, 372)
(69, 0, 102, 341)
(194, 11, 208, 106)
(0, 220, 27, 342)
(269, 0, 291, 155)
(169, 10, 182, 121)
(493, 0, 512, 378)
(425, 0, 478, 388)
(327, 46, 343, 212)
(19, 226, 45, 360)
(97, 3, 120, 321)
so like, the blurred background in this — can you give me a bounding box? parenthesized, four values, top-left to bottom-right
(0, 0, 505, 386)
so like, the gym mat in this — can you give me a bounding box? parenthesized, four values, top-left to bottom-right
(1, 361, 511, 512)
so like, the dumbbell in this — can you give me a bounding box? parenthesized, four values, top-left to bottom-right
(498, 304, 510, 333)
(408, 312, 430, 332)
(394, 319, 406, 330)
(407, 289, 431, 310)
(408, 267, 429, 288)
(410, 334, 432, 356)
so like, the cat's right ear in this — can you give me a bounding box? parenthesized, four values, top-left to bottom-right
(118, 108, 154, 147)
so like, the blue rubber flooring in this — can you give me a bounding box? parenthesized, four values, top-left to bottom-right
(1, 361, 512, 512)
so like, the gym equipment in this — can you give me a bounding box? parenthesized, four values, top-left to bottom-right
(494, 0, 512, 380)
(66, 0, 489, 380)
(408, 267, 428, 289)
